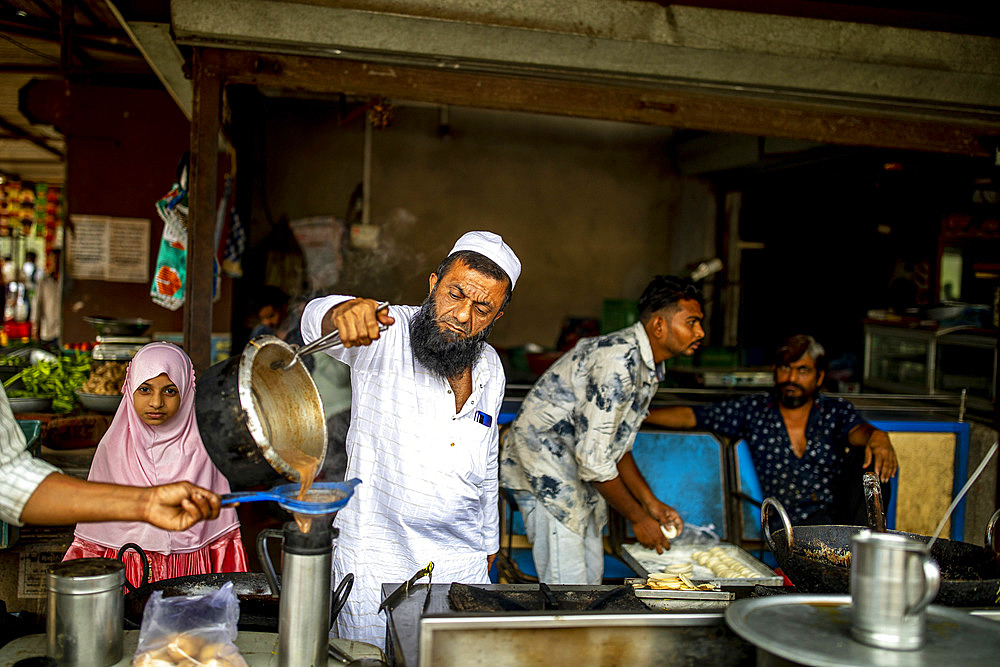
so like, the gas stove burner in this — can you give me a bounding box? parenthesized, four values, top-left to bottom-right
(447, 582, 650, 613)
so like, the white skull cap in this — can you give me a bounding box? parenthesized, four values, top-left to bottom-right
(448, 230, 521, 290)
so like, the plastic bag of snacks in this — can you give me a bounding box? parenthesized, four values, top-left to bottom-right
(132, 582, 247, 667)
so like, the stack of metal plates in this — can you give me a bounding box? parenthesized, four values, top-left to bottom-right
(93, 335, 151, 360)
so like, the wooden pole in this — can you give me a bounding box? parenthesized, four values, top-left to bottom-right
(185, 47, 221, 372)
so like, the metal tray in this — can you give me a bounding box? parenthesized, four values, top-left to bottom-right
(726, 594, 1000, 666)
(622, 542, 783, 586)
(625, 578, 733, 601)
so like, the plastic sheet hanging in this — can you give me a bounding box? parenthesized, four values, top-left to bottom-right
(150, 160, 221, 310)
(220, 176, 245, 278)
(150, 182, 188, 310)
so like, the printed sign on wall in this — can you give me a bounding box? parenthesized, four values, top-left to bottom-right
(67, 215, 150, 283)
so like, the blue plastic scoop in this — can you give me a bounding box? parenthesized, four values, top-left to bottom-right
(221, 478, 361, 515)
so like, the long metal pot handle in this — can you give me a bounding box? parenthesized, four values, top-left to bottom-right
(986, 508, 1000, 553)
(276, 301, 390, 370)
(761, 497, 794, 553)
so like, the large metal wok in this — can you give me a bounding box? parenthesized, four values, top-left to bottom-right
(762, 497, 1000, 607)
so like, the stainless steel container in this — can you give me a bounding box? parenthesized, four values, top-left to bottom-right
(46, 558, 125, 666)
(276, 521, 333, 666)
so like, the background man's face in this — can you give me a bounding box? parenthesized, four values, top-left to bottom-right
(661, 298, 705, 357)
(775, 353, 824, 407)
(258, 304, 283, 329)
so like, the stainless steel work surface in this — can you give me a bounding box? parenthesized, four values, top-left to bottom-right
(384, 582, 753, 666)
(725, 594, 1000, 666)
(0, 631, 384, 666)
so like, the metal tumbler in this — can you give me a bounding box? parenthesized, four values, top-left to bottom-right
(46, 557, 125, 666)
(850, 530, 940, 650)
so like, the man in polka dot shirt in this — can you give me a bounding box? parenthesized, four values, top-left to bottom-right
(648, 335, 898, 524)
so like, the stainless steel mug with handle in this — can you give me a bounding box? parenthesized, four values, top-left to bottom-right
(850, 530, 940, 650)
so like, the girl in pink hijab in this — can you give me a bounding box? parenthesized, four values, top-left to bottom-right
(64, 342, 247, 585)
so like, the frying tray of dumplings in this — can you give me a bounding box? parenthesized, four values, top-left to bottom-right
(621, 542, 783, 586)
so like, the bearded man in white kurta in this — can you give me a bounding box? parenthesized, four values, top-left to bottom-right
(300, 231, 520, 648)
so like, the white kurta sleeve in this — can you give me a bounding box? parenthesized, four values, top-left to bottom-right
(301, 295, 392, 371)
(481, 424, 500, 554)
(300, 295, 354, 346)
(0, 387, 58, 525)
(480, 373, 505, 554)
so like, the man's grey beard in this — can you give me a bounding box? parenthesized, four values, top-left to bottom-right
(409, 292, 495, 380)
(775, 382, 812, 408)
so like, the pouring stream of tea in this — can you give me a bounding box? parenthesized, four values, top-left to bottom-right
(926, 440, 998, 554)
(280, 448, 321, 533)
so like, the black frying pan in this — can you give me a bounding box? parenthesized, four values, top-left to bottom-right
(762, 497, 1000, 607)
(124, 572, 279, 631)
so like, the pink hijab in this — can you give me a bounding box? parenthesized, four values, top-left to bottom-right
(74, 342, 239, 554)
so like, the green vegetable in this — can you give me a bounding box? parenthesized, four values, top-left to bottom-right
(3, 351, 92, 413)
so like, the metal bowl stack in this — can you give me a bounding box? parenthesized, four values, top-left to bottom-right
(8, 396, 53, 413)
(83, 317, 153, 337)
(84, 317, 153, 361)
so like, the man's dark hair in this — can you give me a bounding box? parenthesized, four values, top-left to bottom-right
(256, 285, 290, 312)
(25, 251, 36, 261)
(637, 275, 702, 322)
(776, 334, 828, 373)
(435, 250, 512, 312)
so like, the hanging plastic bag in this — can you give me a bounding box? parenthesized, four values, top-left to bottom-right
(670, 523, 721, 546)
(132, 581, 247, 667)
(150, 166, 188, 312)
(150, 181, 221, 310)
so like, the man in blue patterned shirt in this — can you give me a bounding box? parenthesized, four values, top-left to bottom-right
(648, 335, 898, 524)
(500, 276, 704, 584)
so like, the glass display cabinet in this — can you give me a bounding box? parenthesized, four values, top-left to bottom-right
(863, 324, 997, 411)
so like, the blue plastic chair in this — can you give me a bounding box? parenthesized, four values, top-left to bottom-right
(630, 431, 728, 537)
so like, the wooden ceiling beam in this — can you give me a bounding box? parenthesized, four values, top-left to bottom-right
(0, 112, 63, 157)
(211, 50, 998, 157)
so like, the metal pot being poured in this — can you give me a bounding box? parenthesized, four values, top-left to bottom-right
(195, 335, 328, 489)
